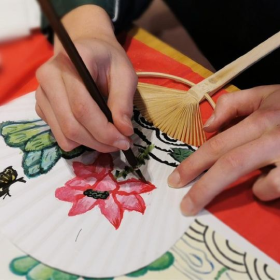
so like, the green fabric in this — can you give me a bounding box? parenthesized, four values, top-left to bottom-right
(42, 0, 115, 29)
(41, 0, 151, 41)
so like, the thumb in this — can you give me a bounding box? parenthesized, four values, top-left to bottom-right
(107, 63, 138, 136)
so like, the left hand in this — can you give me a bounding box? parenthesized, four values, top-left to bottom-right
(168, 85, 280, 216)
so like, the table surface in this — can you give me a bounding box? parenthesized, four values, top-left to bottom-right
(0, 27, 279, 277)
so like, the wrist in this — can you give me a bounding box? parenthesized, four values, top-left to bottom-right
(54, 5, 117, 53)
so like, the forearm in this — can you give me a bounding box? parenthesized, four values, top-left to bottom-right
(54, 5, 116, 53)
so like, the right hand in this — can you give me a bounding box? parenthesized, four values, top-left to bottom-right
(35, 5, 138, 153)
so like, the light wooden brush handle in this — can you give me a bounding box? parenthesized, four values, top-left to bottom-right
(188, 31, 280, 102)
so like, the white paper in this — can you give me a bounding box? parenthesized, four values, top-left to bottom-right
(0, 92, 198, 277)
(0, 92, 278, 278)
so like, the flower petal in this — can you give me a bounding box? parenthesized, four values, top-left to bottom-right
(55, 186, 84, 202)
(116, 194, 146, 213)
(73, 154, 113, 180)
(118, 179, 156, 194)
(66, 178, 91, 189)
(66, 177, 97, 189)
(68, 195, 98, 216)
(73, 162, 96, 178)
(98, 194, 123, 229)
(94, 174, 118, 192)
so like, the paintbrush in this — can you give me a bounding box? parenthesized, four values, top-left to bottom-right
(37, 0, 146, 182)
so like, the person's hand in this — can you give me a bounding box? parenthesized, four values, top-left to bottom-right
(35, 5, 137, 153)
(168, 85, 280, 215)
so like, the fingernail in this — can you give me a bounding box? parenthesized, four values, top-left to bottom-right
(204, 114, 215, 128)
(180, 196, 195, 216)
(168, 170, 181, 188)
(123, 115, 133, 131)
(113, 139, 130, 150)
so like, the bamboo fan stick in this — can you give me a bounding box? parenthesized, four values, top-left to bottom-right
(135, 31, 280, 147)
(188, 31, 280, 102)
(136, 72, 195, 87)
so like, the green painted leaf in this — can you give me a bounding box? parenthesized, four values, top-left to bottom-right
(9, 256, 39, 276)
(148, 252, 174, 271)
(52, 270, 79, 280)
(41, 146, 62, 173)
(0, 120, 46, 136)
(126, 252, 174, 278)
(23, 151, 42, 177)
(61, 146, 88, 159)
(215, 267, 228, 280)
(25, 131, 56, 152)
(5, 126, 50, 148)
(1, 120, 89, 178)
(84, 278, 114, 280)
(169, 148, 194, 163)
(24, 151, 42, 167)
(26, 165, 41, 177)
(27, 264, 54, 280)
(126, 267, 148, 277)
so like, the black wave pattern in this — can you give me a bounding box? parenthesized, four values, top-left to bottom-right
(184, 219, 277, 280)
(171, 220, 215, 279)
(132, 109, 196, 167)
(133, 109, 195, 149)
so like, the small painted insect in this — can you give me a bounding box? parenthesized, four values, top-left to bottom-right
(0, 166, 26, 199)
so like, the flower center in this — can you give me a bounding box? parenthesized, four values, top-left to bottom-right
(83, 189, 110, 200)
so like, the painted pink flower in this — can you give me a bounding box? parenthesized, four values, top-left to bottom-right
(55, 154, 155, 229)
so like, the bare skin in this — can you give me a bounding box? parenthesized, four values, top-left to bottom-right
(168, 86, 280, 215)
(35, 5, 137, 153)
(36, 5, 280, 215)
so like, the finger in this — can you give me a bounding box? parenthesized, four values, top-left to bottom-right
(58, 53, 131, 150)
(253, 165, 280, 201)
(35, 99, 46, 122)
(180, 127, 280, 216)
(168, 108, 280, 188)
(37, 67, 118, 154)
(204, 85, 280, 132)
(35, 87, 80, 151)
(108, 58, 137, 136)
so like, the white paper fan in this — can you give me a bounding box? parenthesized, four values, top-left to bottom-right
(0, 92, 199, 277)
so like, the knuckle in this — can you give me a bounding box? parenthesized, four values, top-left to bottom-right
(217, 94, 230, 107)
(207, 136, 225, 155)
(72, 101, 88, 121)
(94, 127, 115, 145)
(62, 122, 79, 140)
(36, 64, 50, 82)
(220, 153, 241, 170)
(251, 110, 276, 128)
(269, 126, 280, 140)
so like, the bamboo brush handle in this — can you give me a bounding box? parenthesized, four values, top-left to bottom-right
(188, 31, 280, 101)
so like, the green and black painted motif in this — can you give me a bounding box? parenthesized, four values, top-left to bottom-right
(115, 145, 155, 179)
(0, 120, 89, 178)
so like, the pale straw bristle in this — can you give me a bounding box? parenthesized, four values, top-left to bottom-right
(134, 83, 206, 147)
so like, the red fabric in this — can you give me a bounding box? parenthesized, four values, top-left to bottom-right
(1, 31, 279, 263)
(0, 31, 53, 105)
(124, 37, 280, 263)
